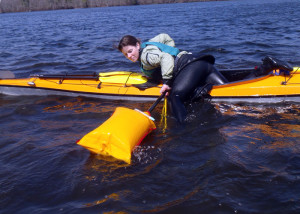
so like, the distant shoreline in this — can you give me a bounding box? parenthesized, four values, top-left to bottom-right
(0, 0, 225, 14)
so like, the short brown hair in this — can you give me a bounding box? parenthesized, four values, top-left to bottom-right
(118, 35, 140, 52)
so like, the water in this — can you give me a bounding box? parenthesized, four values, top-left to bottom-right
(1, 0, 300, 213)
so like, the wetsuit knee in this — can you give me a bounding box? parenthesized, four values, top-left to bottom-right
(206, 66, 228, 85)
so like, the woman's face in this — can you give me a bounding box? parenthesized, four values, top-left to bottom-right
(122, 42, 140, 62)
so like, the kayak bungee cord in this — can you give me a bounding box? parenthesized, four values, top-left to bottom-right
(124, 72, 134, 87)
(281, 67, 300, 85)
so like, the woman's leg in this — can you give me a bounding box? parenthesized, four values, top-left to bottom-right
(170, 60, 209, 123)
(206, 65, 228, 85)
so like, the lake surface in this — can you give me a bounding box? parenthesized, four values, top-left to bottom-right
(0, 0, 300, 213)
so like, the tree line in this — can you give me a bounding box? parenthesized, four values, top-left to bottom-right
(0, 0, 217, 13)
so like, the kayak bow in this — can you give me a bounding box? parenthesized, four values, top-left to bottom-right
(0, 71, 161, 101)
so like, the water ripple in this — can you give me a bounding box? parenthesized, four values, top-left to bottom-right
(1, 0, 300, 213)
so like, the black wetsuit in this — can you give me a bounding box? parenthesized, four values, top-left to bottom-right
(169, 54, 228, 123)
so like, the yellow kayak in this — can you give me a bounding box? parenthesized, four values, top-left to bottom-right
(0, 68, 299, 102)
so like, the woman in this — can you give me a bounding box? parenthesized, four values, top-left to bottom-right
(118, 33, 228, 123)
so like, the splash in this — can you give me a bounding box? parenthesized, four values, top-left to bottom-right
(132, 145, 162, 164)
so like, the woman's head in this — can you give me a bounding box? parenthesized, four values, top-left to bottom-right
(118, 35, 141, 62)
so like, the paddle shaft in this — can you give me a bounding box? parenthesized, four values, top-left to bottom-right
(147, 92, 166, 113)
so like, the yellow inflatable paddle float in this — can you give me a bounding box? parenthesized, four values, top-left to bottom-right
(77, 93, 165, 164)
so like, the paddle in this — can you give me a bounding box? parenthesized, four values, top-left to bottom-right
(77, 92, 166, 164)
(0, 70, 15, 79)
(147, 91, 166, 114)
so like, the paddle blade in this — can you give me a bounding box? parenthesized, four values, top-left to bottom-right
(77, 107, 156, 164)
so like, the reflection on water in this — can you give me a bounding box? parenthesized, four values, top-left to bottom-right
(42, 97, 117, 114)
(84, 192, 124, 208)
(218, 103, 300, 152)
(83, 145, 163, 182)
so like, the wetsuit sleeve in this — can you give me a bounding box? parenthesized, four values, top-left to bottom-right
(149, 33, 175, 47)
(160, 53, 175, 81)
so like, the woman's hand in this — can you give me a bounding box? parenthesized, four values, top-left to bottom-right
(160, 84, 171, 96)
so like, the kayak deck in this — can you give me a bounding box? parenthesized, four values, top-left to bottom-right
(211, 68, 300, 103)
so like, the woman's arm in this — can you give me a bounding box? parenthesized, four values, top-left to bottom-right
(149, 33, 175, 47)
(144, 51, 175, 81)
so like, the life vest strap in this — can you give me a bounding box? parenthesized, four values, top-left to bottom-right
(141, 42, 180, 57)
